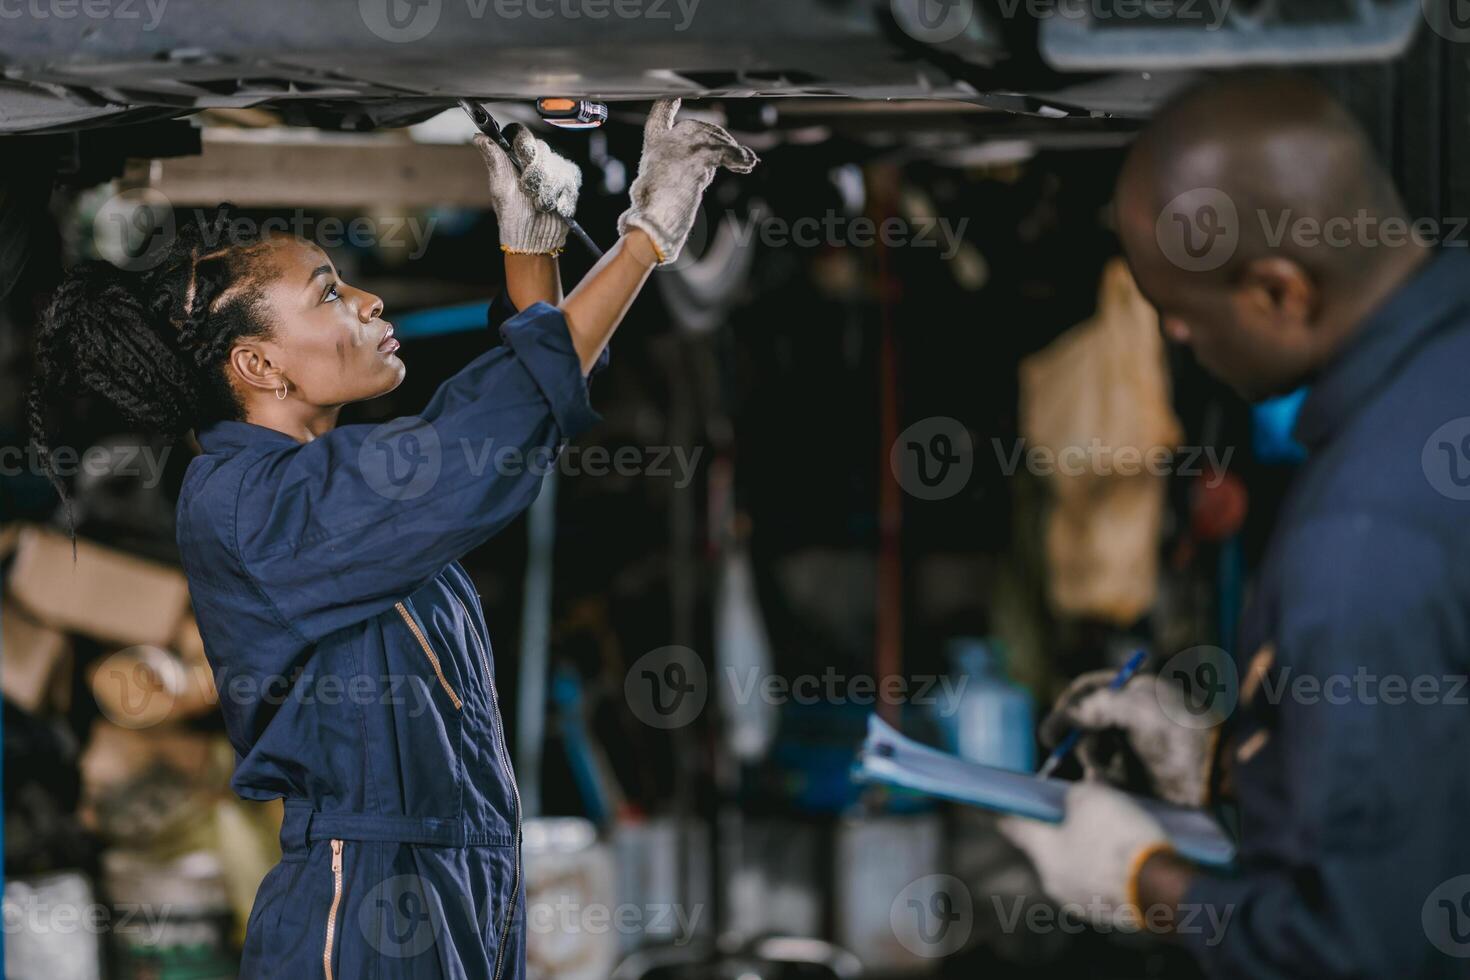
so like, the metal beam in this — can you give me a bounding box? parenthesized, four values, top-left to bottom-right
(136, 129, 491, 208)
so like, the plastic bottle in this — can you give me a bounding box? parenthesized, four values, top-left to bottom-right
(939, 637, 1036, 773)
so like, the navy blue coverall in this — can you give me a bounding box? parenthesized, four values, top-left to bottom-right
(1182, 249, 1470, 977)
(176, 297, 605, 979)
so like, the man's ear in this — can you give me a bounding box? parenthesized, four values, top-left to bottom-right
(228, 341, 283, 396)
(1238, 257, 1318, 328)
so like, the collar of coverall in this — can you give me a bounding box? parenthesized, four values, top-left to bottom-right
(1292, 247, 1470, 452)
(196, 419, 304, 454)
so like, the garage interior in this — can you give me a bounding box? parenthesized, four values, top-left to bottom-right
(2, 3, 1466, 978)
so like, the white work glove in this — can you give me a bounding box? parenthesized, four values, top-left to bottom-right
(617, 98, 759, 265)
(999, 782, 1174, 929)
(474, 126, 582, 255)
(1041, 671, 1217, 807)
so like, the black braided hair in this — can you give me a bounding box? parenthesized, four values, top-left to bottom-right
(26, 204, 276, 528)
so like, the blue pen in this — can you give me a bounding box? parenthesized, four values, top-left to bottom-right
(1036, 649, 1148, 780)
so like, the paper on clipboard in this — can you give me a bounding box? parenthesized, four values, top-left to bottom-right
(853, 714, 1236, 868)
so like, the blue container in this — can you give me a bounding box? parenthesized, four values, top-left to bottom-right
(936, 638, 1036, 773)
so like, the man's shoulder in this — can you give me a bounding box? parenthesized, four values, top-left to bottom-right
(1292, 313, 1470, 541)
(1266, 507, 1463, 644)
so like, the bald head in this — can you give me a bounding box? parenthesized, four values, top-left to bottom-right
(1120, 74, 1405, 287)
(1115, 73, 1430, 400)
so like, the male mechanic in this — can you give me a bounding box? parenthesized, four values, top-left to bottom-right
(1001, 74, 1470, 978)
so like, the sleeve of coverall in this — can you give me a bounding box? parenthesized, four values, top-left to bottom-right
(1179, 514, 1469, 979)
(233, 301, 611, 642)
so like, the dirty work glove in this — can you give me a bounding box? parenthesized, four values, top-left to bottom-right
(1040, 671, 1218, 808)
(999, 782, 1174, 929)
(617, 98, 759, 265)
(474, 126, 582, 255)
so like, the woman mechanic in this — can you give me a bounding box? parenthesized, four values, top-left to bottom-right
(26, 99, 757, 977)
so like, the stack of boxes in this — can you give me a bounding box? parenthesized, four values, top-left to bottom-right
(3, 524, 280, 978)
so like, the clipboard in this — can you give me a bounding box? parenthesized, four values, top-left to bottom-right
(853, 714, 1236, 868)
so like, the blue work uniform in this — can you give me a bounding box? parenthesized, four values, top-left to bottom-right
(176, 298, 605, 979)
(1182, 249, 1470, 977)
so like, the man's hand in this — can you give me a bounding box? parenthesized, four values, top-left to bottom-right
(475, 126, 582, 255)
(999, 782, 1176, 929)
(1041, 671, 1218, 807)
(616, 99, 759, 265)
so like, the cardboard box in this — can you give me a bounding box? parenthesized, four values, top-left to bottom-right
(48, 641, 74, 715)
(7, 525, 190, 648)
(89, 644, 217, 729)
(166, 613, 219, 718)
(1, 599, 71, 714)
(79, 721, 227, 841)
(173, 613, 208, 668)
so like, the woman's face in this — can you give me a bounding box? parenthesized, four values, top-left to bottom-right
(245, 236, 405, 407)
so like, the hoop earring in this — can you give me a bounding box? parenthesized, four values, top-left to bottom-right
(276, 382, 288, 401)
